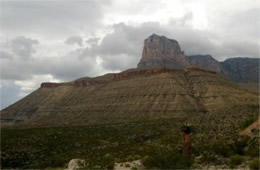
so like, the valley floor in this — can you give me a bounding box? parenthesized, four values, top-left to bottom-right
(1, 104, 259, 169)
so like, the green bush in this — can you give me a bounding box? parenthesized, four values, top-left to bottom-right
(240, 117, 257, 129)
(245, 137, 260, 157)
(229, 137, 248, 155)
(200, 152, 218, 164)
(126, 155, 141, 161)
(142, 151, 191, 169)
(102, 153, 115, 169)
(211, 142, 231, 157)
(249, 158, 260, 170)
(125, 163, 130, 167)
(229, 155, 245, 166)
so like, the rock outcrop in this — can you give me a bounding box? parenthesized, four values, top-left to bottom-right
(67, 159, 87, 170)
(137, 34, 189, 69)
(136, 34, 259, 90)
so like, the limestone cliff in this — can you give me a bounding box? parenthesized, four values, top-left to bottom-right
(137, 34, 189, 69)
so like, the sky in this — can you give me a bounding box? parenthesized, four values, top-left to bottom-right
(0, 0, 259, 109)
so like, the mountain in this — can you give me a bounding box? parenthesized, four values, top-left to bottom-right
(137, 34, 189, 68)
(188, 56, 259, 92)
(137, 34, 259, 90)
(187, 55, 221, 73)
(1, 34, 259, 128)
(220, 57, 259, 83)
(1, 67, 258, 128)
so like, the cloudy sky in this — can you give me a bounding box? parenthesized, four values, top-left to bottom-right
(0, 0, 259, 109)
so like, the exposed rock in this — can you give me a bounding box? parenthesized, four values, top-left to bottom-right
(137, 34, 189, 69)
(41, 67, 177, 88)
(67, 159, 87, 170)
(114, 160, 143, 170)
(187, 55, 221, 73)
(220, 57, 260, 83)
(137, 34, 259, 87)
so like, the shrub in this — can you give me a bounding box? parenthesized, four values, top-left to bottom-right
(200, 152, 218, 164)
(229, 155, 245, 166)
(102, 153, 115, 169)
(249, 158, 260, 170)
(125, 163, 130, 167)
(142, 151, 191, 169)
(245, 137, 260, 157)
(211, 142, 231, 157)
(126, 155, 141, 161)
(229, 137, 248, 155)
(240, 117, 257, 129)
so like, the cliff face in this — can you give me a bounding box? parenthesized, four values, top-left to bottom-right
(137, 34, 189, 69)
(137, 34, 259, 86)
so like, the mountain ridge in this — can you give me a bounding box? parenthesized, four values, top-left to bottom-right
(1, 66, 258, 128)
(1, 34, 259, 128)
(137, 34, 259, 91)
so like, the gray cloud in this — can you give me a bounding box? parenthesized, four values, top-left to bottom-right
(94, 22, 170, 70)
(1, 0, 111, 37)
(11, 36, 39, 58)
(86, 37, 100, 47)
(65, 36, 83, 46)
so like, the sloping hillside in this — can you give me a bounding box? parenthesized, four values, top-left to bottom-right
(1, 67, 258, 128)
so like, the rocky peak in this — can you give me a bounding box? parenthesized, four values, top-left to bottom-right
(137, 34, 189, 69)
(142, 34, 183, 59)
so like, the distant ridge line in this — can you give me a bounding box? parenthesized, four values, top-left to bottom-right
(41, 67, 216, 88)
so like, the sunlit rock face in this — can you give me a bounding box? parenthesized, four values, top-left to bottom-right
(137, 34, 189, 69)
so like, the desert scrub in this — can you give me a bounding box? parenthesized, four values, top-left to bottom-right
(102, 153, 115, 169)
(240, 116, 258, 129)
(229, 154, 245, 167)
(249, 158, 260, 170)
(245, 137, 260, 157)
(142, 150, 191, 169)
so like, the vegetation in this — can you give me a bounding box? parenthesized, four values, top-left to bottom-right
(229, 155, 245, 166)
(142, 149, 191, 169)
(1, 104, 259, 169)
(249, 158, 260, 170)
(240, 116, 258, 129)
